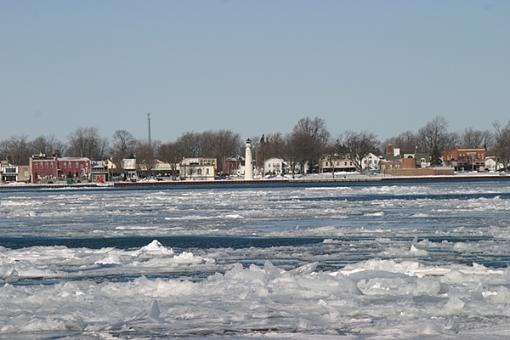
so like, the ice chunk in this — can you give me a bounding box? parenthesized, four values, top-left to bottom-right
(443, 296, 465, 312)
(0, 266, 18, 283)
(172, 252, 204, 264)
(364, 211, 384, 217)
(149, 300, 162, 321)
(135, 240, 174, 256)
(223, 214, 243, 219)
(410, 244, 428, 256)
(415, 277, 441, 295)
(482, 286, 510, 304)
(357, 277, 415, 296)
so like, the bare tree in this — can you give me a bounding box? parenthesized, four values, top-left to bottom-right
(157, 142, 184, 179)
(207, 130, 243, 173)
(291, 117, 330, 173)
(383, 131, 419, 155)
(111, 130, 137, 164)
(321, 141, 342, 178)
(417, 116, 456, 165)
(493, 121, 510, 171)
(339, 131, 380, 173)
(255, 133, 286, 168)
(281, 134, 299, 177)
(30, 135, 65, 157)
(175, 132, 202, 158)
(461, 128, 493, 149)
(135, 140, 160, 174)
(66, 127, 109, 159)
(174, 130, 242, 173)
(0, 135, 32, 165)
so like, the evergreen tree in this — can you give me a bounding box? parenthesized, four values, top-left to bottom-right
(430, 143, 442, 166)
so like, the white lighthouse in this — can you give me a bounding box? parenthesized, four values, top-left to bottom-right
(244, 139, 253, 180)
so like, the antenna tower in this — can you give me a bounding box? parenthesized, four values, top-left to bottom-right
(147, 112, 152, 148)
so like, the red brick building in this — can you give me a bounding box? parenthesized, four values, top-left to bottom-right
(442, 149, 487, 171)
(30, 155, 91, 183)
(223, 157, 241, 175)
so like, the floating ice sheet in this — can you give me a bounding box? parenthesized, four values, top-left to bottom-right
(1, 181, 510, 338)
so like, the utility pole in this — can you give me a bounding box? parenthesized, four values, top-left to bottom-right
(147, 112, 152, 149)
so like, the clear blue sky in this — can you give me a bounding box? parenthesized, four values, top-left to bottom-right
(1, 0, 509, 142)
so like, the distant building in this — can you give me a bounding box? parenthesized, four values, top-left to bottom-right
(152, 159, 177, 178)
(264, 157, 285, 175)
(442, 149, 487, 171)
(485, 157, 498, 172)
(29, 155, 91, 183)
(29, 155, 57, 183)
(180, 158, 216, 181)
(121, 158, 138, 181)
(223, 157, 241, 176)
(415, 153, 430, 168)
(381, 156, 454, 176)
(0, 161, 18, 182)
(319, 156, 356, 173)
(385, 144, 417, 161)
(91, 161, 109, 183)
(58, 157, 91, 182)
(362, 153, 381, 172)
(17, 165, 30, 183)
(385, 144, 400, 159)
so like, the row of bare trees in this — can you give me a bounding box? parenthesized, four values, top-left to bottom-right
(1, 116, 510, 172)
(252, 116, 510, 172)
(252, 118, 379, 173)
(383, 117, 501, 166)
(0, 128, 244, 173)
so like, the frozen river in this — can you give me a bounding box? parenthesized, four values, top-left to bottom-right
(1, 180, 510, 339)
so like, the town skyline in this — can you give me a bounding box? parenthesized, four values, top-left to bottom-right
(2, 115, 510, 174)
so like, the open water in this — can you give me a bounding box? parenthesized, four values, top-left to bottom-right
(1, 180, 510, 339)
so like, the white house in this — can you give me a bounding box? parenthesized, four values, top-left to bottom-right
(361, 153, 381, 172)
(121, 158, 138, 181)
(484, 158, 497, 172)
(319, 156, 356, 173)
(264, 157, 285, 175)
(0, 161, 17, 182)
(180, 158, 216, 181)
(152, 159, 179, 177)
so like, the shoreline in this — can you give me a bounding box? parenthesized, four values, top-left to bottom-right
(1, 173, 510, 190)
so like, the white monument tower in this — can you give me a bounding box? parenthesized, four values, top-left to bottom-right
(245, 139, 253, 180)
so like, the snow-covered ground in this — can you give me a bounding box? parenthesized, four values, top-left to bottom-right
(1, 181, 510, 338)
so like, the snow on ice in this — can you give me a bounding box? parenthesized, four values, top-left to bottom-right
(1, 181, 510, 338)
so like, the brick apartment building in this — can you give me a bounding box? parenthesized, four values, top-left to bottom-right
(29, 155, 91, 183)
(442, 149, 487, 171)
